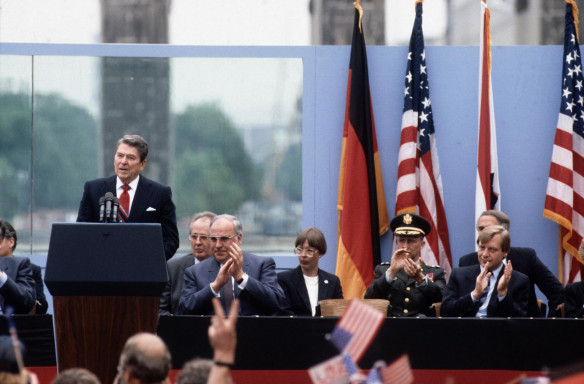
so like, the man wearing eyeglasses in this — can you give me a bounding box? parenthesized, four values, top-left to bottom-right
(178, 214, 285, 316)
(159, 211, 216, 316)
(364, 213, 446, 317)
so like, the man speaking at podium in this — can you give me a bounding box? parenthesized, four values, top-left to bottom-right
(76, 134, 179, 260)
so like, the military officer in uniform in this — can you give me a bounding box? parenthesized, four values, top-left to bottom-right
(365, 213, 446, 317)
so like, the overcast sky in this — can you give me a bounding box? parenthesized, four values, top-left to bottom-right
(0, 0, 446, 45)
(0, 0, 446, 126)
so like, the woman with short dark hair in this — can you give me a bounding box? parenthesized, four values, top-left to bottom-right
(277, 228, 343, 316)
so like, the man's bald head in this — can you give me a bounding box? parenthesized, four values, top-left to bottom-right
(118, 333, 171, 384)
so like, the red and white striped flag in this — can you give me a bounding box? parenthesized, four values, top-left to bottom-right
(380, 355, 414, 384)
(395, 0, 452, 276)
(543, 0, 584, 284)
(475, 0, 501, 224)
(329, 299, 384, 363)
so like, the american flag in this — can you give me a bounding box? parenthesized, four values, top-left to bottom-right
(544, 0, 584, 283)
(380, 355, 414, 384)
(476, 0, 501, 224)
(329, 299, 384, 363)
(395, 0, 452, 275)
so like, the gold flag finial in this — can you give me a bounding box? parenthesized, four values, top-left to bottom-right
(567, 0, 580, 42)
(354, 0, 363, 33)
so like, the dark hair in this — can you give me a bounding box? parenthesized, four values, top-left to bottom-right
(176, 359, 213, 384)
(117, 135, 149, 162)
(478, 210, 510, 230)
(0, 220, 17, 252)
(119, 333, 171, 384)
(478, 225, 510, 253)
(295, 227, 327, 255)
(52, 368, 101, 384)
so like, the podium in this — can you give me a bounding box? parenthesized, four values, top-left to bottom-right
(45, 223, 168, 384)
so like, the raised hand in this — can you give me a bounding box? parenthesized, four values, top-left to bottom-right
(472, 262, 492, 301)
(403, 257, 425, 283)
(211, 258, 234, 293)
(386, 249, 410, 279)
(497, 260, 512, 298)
(228, 243, 244, 281)
(209, 297, 239, 364)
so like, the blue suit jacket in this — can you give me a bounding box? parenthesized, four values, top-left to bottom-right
(178, 252, 285, 316)
(0, 256, 36, 314)
(441, 264, 529, 318)
(76, 174, 179, 260)
(277, 266, 343, 316)
(459, 247, 564, 317)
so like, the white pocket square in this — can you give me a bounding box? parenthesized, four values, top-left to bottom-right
(146, 207, 157, 212)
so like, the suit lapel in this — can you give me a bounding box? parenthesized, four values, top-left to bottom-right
(317, 269, 330, 301)
(292, 267, 312, 311)
(0, 258, 8, 275)
(102, 176, 116, 197)
(129, 176, 150, 221)
(236, 254, 252, 298)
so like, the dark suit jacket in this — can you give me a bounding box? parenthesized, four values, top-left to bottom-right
(277, 266, 343, 316)
(177, 252, 285, 316)
(441, 264, 530, 318)
(159, 253, 195, 316)
(0, 256, 36, 314)
(31, 263, 48, 314)
(565, 282, 584, 318)
(458, 247, 564, 317)
(76, 175, 179, 260)
(364, 261, 445, 317)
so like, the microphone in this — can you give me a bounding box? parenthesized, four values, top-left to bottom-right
(99, 196, 106, 222)
(104, 192, 114, 222)
(112, 196, 120, 223)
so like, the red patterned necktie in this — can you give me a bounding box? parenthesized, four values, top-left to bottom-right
(119, 184, 131, 222)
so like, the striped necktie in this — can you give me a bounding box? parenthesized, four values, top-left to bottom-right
(118, 184, 130, 222)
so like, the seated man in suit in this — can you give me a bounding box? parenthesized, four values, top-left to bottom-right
(0, 219, 36, 314)
(278, 227, 343, 316)
(442, 225, 529, 318)
(76, 134, 179, 260)
(178, 214, 285, 316)
(365, 213, 446, 317)
(458, 210, 564, 317)
(159, 211, 216, 316)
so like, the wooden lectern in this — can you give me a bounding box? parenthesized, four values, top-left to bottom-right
(45, 223, 168, 384)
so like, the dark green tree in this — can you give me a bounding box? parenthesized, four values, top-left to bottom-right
(174, 103, 261, 217)
(33, 93, 98, 208)
(0, 92, 97, 218)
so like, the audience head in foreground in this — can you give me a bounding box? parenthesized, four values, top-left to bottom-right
(115, 333, 171, 384)
(51, 368, 100, 384)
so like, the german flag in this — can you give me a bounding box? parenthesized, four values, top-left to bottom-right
(336, 1, 389, 299)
